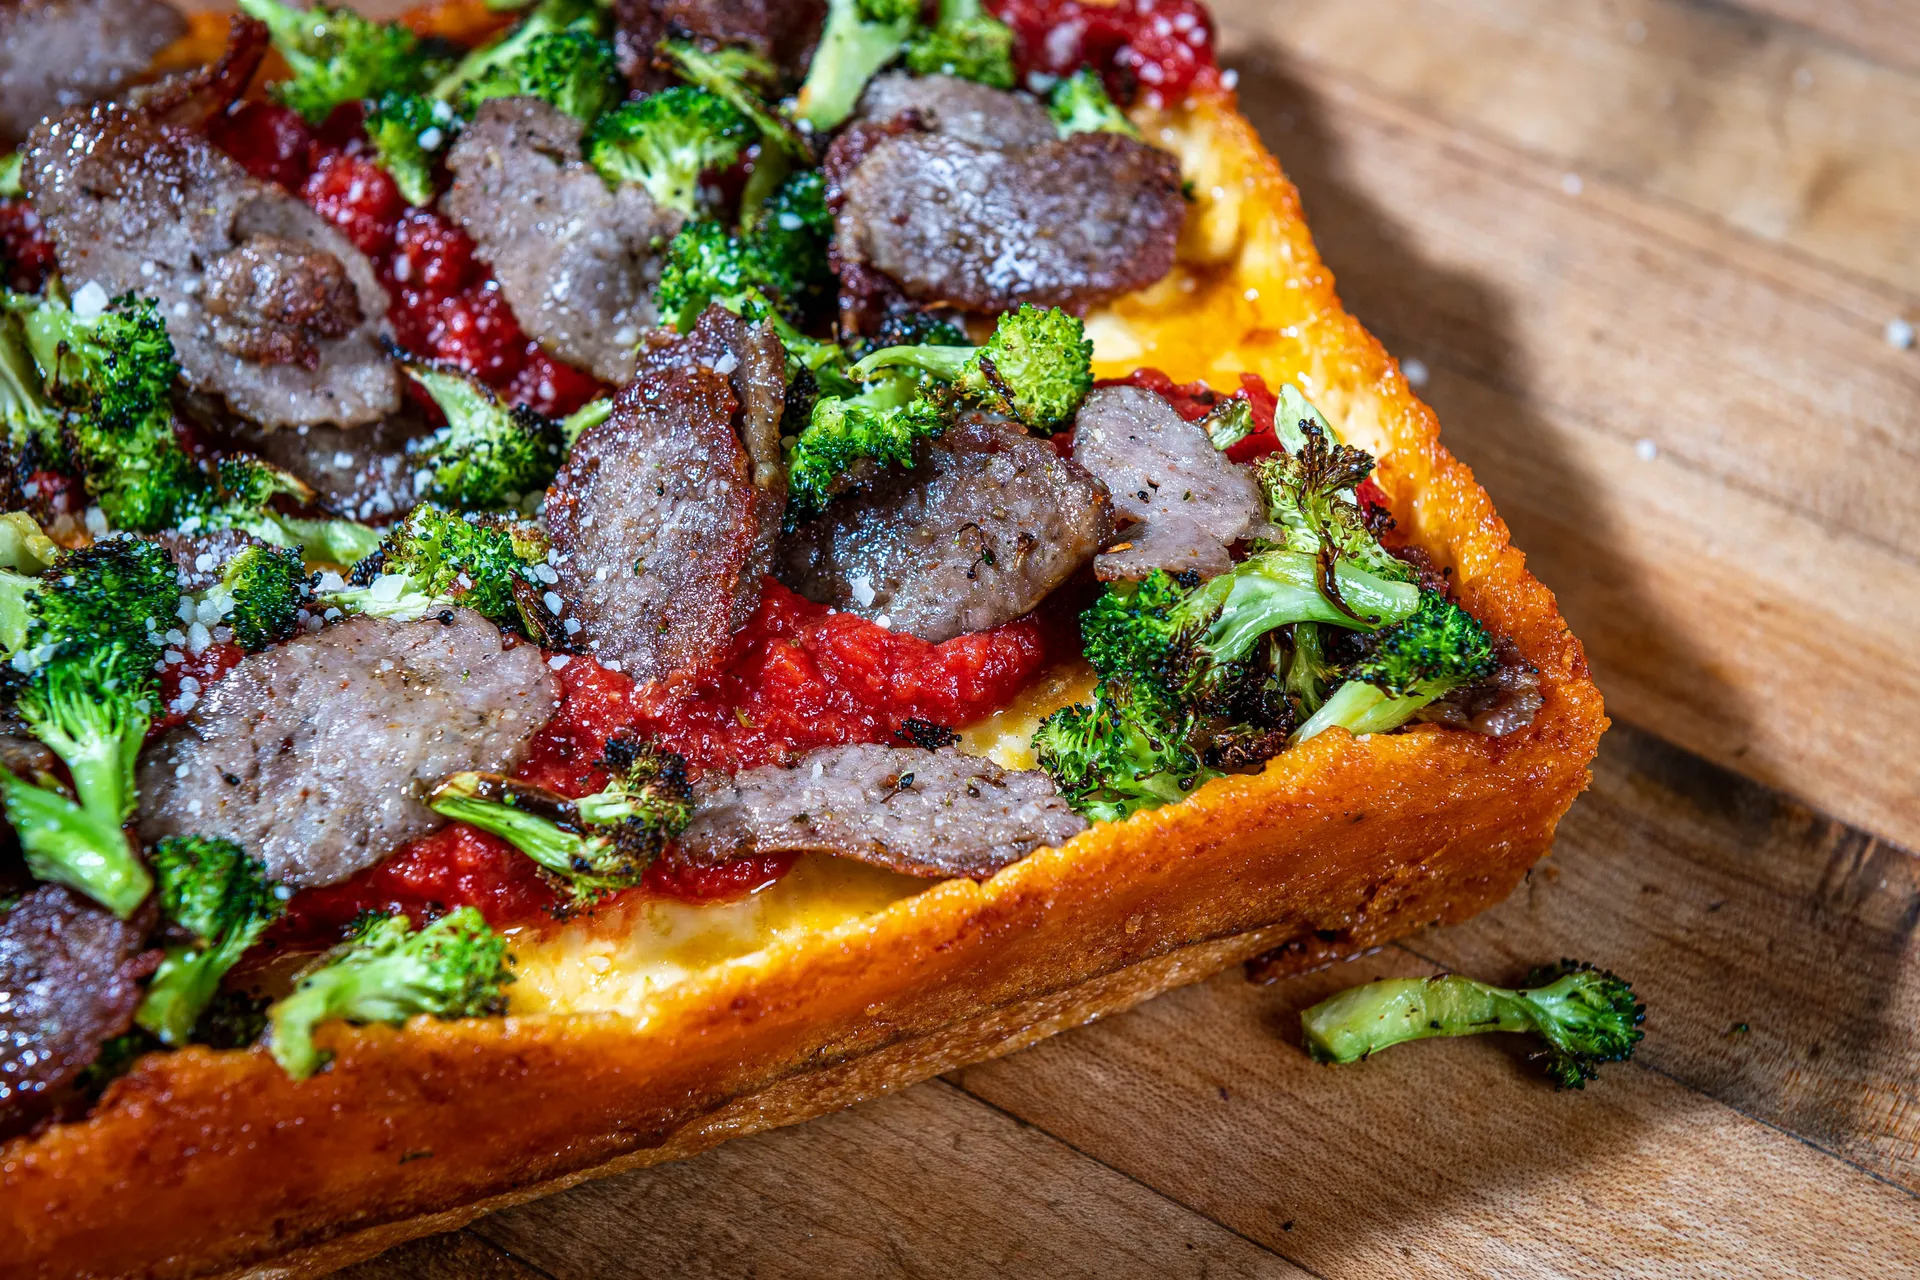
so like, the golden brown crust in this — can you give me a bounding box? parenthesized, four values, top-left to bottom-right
(0, 46, 1606, 1280)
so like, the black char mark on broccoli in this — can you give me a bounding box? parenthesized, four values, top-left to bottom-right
(396, 356, 565, 511)
(1301, 960, 1646, 1089)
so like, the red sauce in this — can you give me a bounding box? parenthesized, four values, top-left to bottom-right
(989, 0, 1220, 107)
(0, 199, 57, 293)
(151, 642, 246, 737)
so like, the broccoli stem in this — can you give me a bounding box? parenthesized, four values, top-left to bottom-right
(429, 786, 593, 879)
(0, 774, 151, 917)
(1302, 974, 1539, 1064)
(795, 0, 916, 131)
(849, 343, 973, 383)
(1291, 678, 1431, 743)
(136, 927, 256, 1047)
(1190, 552, 1421, 663)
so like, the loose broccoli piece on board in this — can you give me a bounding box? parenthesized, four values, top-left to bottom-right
(237, 0, 446, 123)
(795, 0, 920, 131)
(365, 92, 460, 207)
(585, 88, 752, 216)
(1048, 66, 1140, 138)
(136, 836, 287, 1046)
(429, 736, 695, 902)
(398, 360, 564, 510)
(785, 383, 943, 524)
(266, 907, 514, 1078)
(1301, 961, 1646, 1088)
(905, 0, 1016, 87)
(321, 504, 560, 642)
(454, 29, 623, 121)
(1292, 591, 1498, 743)
(848, 303, 1096, 433)
(202, 545, 310, 652)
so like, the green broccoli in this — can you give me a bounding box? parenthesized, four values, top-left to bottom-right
(397, 359, 564, 510)
(432, 0, 602, 107)
(749, 169, 835, 315)
(0, 151, 22, 199)
(319, 503, 561, 643)
(661, 39, 811, 164)
(785, 382, 944, 523)
(237, 0, 447, 124)
(1032, 676, 1214, 824)
(1282, 621, 1339, 718)
(453, 29, 623, 121)
(198, 545, 310, 652)
(0, 309, 62, 463)
(655, 170, 835, 333)
(365, 91, 459, 207)
(1292, 591, 1498, 743)
(585, 88, 751, 216)
(848, 303, 1096, 433)
(135, 836, 287, 1047)
(0, 512, 57, 575)
(429, 736, 695, 902)
(182, 456, 385, 566)
(1048, 67, 1140, 138)
(0, 537, 178, 915)
(905, 0, 1016, 88)
(1257, 420, 1413, 585)
(794, 0, 920, 131)
(266, 907, 514, 1078)
(1301, 960, 1645, 1089)
(654, 220, 765, 334)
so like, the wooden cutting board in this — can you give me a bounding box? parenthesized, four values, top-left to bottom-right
(161, 0, 1920, 1273)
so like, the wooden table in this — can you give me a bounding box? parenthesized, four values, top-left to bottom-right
(262, 0, 1914, 1273)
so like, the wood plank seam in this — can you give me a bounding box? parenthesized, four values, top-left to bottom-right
(454, 1231, 560, 1280)
(1685, 0, 1920, 79)
(1385, 932, 1920, 1200)
(940, 1079, 1334, 1280)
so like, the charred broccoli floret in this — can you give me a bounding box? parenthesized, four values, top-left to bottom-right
(1292, 591, 1498, 742)
(266, 907, 514, 1078)
(1032, 677, 1213, 824)
(1048, 67, 1139, 138)
(784, 380, 942, 523)
(794, 0, 919, 130)
(585, 88, 752, 216)
(237, 0, 447, 123)
(199, 545, 309, 652)
(905, 0, 1016, 87)
(1257, 420, 1413, 584)
(398, 359, 564, 510)
(364, 91, 459, 207)
(848, 303, 1095, 433)
(320, 504, 560, 643)
(655, 170, 835, 332)
(1301, 961, 1646, 1089)
(454, 29, 623, 121)
(429, 736, 695, 902)
(136, 835, 286, 1046)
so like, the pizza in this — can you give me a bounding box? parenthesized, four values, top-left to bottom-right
(0, 1, 1605, 1274)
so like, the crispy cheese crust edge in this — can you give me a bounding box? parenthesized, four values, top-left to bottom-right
(0, 32, 1607, 1280)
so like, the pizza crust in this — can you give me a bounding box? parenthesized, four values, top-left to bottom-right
(0, 35, 1606, 1280)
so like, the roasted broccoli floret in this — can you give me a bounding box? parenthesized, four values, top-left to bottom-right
(1301, 960, 1646, 1088)
(795, 0, 920, 130)
(849, 303, 1095, 433)
(398, 359, 564, 510)
(135, 836, 286, 1046)
(200, 545, 309, 652)
(433, 0, 602, 107)
(237, 0, 445, 123)
(1282, 621, 1338, 718)
(0, 309, 61, 463)
(0, 534, 177, 676)
(654, 220, 765, 334)
(1032, 677, 1213, 824)
(0, 151, 22, 199)
(785, 381, 943, 523)
(585, 88, 751, 216)
(321, 503, 559, 642)
(1048, 67, 1140, 138)
(1257, 420, 1412, 584)
(365, 91, 460, 207)
(183, 456, 385, 566)
(905, 0, 1015, 87)
(429, 736, 695, 902)
(266, 907, 514, 1078)
(750, 169, 835, 315)
(454, 29, 622, 120)
(1292, 591, 1498, 743)
(655, 169, 835, 333)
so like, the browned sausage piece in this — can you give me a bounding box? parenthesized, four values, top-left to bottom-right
(137, 613, 559, 890)
(677, 744, 1087, 879)
(1071, 385, 1276, 581)
(0, 884, 156, 1140)
(444, 97, 683, 384)
(24, 101, 398, 428)
(777, 415, 1113, 643)
(0, 0, 185, 147)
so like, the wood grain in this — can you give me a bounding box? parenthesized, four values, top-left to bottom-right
(1733, 0, 1920, 74)
(1211, 34, 1920, 848)
(467, 1081, 1306, 1280)
(336, 1233, 541, 1280)
(1221, 0, 1920, 298)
